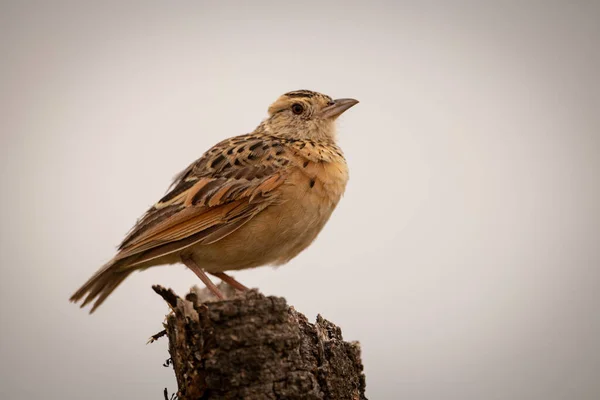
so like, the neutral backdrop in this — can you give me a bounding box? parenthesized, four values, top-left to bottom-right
(1, 1, 599, 399)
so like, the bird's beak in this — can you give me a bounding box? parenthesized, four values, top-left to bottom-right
(319, 98, 359, 119)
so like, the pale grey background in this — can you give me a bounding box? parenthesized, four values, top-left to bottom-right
(1, 1, 599, 399)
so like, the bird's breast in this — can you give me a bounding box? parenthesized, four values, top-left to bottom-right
(287, 158, 349, 208)
(252, 160, 346, 266)
(191, 159, 348, 272)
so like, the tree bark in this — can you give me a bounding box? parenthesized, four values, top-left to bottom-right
(153, 285, 367, 400)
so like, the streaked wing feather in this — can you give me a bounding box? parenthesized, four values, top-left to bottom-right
(114, 133, 290, 264)
(123, 210, 259, 268)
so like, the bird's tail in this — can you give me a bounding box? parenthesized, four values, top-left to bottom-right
(69, 259, 135, 313)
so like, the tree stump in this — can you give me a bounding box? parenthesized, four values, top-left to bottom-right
(153, 285, 367, 400)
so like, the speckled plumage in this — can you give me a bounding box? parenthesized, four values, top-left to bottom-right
(71, 90, 358, 312)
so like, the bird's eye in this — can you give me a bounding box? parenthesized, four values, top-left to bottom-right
(291, 103, 304, 115)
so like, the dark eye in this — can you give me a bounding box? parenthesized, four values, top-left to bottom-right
(291, 103, 304, 115)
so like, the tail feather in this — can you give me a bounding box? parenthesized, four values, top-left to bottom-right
(70, 259, 134, 313)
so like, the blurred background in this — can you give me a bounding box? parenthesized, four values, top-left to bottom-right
(1, 1, 599, 399)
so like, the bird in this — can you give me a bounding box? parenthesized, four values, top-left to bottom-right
(70, 89, 358, 312)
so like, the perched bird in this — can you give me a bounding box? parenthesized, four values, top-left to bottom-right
(70, 90, 358, 312)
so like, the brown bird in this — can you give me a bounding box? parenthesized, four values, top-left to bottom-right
(70, 90, 358, 312)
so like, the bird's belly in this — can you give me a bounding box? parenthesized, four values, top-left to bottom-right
(192, 168, 347, 273)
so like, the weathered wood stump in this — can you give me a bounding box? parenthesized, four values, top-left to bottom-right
(153, 285, 367, 400)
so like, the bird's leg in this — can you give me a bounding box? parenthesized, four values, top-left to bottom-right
(210, 272, 249, 292)
(181, 255, 225, 300)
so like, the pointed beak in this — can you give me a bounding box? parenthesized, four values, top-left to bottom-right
(319, 98, 359, 119)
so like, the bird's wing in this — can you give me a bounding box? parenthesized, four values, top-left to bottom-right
(113, 133, 292, 266)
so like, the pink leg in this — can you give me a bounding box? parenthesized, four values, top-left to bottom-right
(181, 255, 225, 300)
(210, 272, 249, 292)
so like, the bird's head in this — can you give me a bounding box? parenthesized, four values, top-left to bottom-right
(262, 90, 358, 141)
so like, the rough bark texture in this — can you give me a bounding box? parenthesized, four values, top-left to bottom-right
(154, 285, 367, 400)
